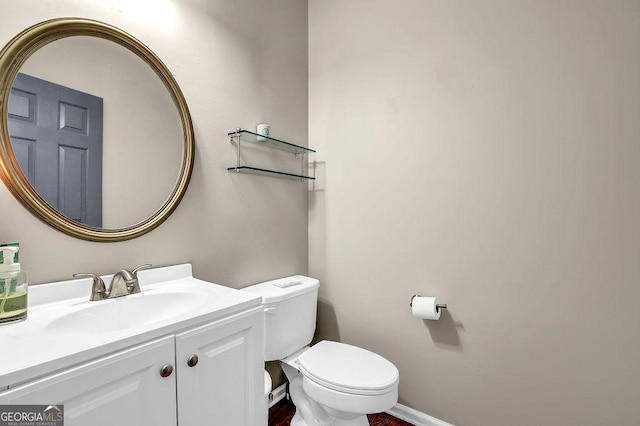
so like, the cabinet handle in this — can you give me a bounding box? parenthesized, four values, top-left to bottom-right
(187, 354, 199, 368)
(160, 364, 174, 378)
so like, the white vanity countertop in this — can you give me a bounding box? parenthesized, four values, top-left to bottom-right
(0, 264, 261, 390)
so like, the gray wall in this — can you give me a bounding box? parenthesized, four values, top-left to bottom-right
(309, 1, 640, 425)
(0, 0, 309, 287)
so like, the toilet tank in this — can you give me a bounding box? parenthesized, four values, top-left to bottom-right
(243, 276, 319, 361)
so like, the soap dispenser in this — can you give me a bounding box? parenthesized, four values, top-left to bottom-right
(0, 245, 28, 325)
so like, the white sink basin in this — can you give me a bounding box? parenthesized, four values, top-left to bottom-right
(45, 289, 208, 334)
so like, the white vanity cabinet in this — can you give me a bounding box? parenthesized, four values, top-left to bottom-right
(0, 307, 266, 426)
(0, 306, 265, 426)
(0, 336, 178, 426)
(0, 264, 266, 425)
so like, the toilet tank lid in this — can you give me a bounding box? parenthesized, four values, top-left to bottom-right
(242, 275, 319, 303)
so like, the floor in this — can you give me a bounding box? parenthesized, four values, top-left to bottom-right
(268, 398, 415, 426)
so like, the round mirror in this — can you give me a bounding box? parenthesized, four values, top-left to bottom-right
(0, 18, 194, 242)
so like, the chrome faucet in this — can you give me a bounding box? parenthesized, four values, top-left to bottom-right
(73, 264, 152, 301)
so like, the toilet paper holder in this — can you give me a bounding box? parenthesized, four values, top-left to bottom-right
(410, 294, 447, 312)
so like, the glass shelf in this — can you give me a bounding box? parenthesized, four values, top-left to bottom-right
(227, 129, 315, 155)
(227, 128, 315, 182)
(227, 166, 315, 181)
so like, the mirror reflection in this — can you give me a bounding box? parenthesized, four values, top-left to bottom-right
(8, 36, 183, 229)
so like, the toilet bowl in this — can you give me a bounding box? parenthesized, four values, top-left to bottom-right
(243, 276, 399, 426)
(283, 341, 398, 425)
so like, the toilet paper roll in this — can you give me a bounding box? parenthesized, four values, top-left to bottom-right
(411, 296, 441, 320)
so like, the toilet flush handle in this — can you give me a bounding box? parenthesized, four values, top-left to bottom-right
(264, 307, 276, 315)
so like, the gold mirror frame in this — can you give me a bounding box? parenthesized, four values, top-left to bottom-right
(0, 18, 194, 242)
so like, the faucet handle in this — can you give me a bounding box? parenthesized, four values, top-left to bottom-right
(73, 272, 107, 301)
(132, 264, 152, 276)
(125, 264, 152, 294)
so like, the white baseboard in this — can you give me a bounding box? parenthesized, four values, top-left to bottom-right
(387, 403, 454, 426)
(269, 383, 452, 426)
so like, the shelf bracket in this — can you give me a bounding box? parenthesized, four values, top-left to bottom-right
(233, 127, 241, 171)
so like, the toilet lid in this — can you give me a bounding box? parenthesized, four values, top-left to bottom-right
(297, 341, 399, 395)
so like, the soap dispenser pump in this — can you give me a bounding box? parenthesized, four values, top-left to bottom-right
(0, 245, 28, 325)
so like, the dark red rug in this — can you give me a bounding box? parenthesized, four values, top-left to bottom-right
(268, 398, 414, 426)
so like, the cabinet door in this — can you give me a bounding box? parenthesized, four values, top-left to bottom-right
(0, 336, 177, 426)
(175, 308, 264, 426)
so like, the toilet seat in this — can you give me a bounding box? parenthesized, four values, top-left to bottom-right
(297, 341, 399, 396)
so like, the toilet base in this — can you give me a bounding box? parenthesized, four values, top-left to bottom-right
(281, 361, 377, 426)
(287, 373, 332, 426)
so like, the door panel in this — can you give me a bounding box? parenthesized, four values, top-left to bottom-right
(58, 145, 88, 223)
(8, 72, 103, 227)
(10, 135, 36, 182)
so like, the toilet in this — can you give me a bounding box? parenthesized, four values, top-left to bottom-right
(243, 276, 399, 426)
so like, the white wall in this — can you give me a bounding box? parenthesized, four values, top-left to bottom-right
(309, 1, 640, 425)
(0, 0, 309, 288)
